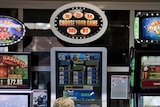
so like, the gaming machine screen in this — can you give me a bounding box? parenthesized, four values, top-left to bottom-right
(0, 53, 31, 89)
(0, 94, 29, 107)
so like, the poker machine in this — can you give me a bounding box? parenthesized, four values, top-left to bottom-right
(50, 47, 107, 107)
(133, 11, 160, 107)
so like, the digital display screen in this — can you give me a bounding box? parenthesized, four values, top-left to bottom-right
(141, 56, 160, 89)
(140, 96, 160, 107)
(63, 90, 95, 101)
(0, 93, 29, 107)
(56, 52, 101, 86)
(134, 12, 160, 44)
(0, 52, 31, 89)
(142, 17, 160, 40)
(50, 47, 107, 107)
(75, 104, 100, 107)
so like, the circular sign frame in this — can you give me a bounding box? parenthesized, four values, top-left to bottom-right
(0, 15, 26, 46)
(50, 2, 108, 44)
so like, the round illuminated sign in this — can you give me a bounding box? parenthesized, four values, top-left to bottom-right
(0, 16, 26, 46)
(50, 2, 108, 44)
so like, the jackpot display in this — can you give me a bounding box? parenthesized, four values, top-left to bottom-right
(50, 47, 107, 107)
(0, 52, 31, 90)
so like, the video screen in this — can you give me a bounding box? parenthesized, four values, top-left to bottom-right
(140, 96, 160, 107)
(142, 17, 160, 40)
(141, 56, 160, 89)
(0, 53, 31, 89)
(63, 90, 95, 101)
(56, 52, 102, 86)
(134, 12, 160, 44)
(0, 94, 29, 107)
(75, 104, 100, 107)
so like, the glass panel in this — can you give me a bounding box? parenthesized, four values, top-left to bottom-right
(0, 8, 18, 18)
(32, 71, 50, 90)
(24, 9, 129, 66)
(110, 99, 129, 107)
(23, 9, 53, 23)
(24, 36, 63, 52)
(31, 52, 50, 66)
(93, 10, 129, 66)
(23, 9, 63, 52)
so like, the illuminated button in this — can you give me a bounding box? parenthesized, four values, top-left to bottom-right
(141, 40, 143, 42)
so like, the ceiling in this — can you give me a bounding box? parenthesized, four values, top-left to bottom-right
(4, 0, 160, 2)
